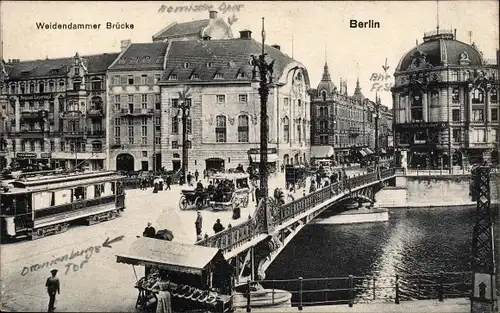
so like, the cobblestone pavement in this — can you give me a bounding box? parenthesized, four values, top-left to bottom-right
(0, 166, 365, 312)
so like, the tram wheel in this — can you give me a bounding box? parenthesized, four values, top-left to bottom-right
(179, 196, 188, 210)
(56, 225, 63, 233)
(36, 228, 45, 238)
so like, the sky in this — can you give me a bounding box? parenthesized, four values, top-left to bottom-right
(1, 1, 498, 108)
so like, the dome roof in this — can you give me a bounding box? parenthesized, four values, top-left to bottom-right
(396, 32, 484, 72)
(317, 63, 337, 96)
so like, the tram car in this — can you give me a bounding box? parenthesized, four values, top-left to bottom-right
(0, 170, 126, 241)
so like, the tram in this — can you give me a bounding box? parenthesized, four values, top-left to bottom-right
(0, 170, 126, 241)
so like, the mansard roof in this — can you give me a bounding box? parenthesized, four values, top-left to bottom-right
(108, 42, 168, 71)
(161, 38, 306, 84)
(153, 19, 211, 41)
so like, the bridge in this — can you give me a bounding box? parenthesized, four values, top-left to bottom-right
(196, 167, 397, 285)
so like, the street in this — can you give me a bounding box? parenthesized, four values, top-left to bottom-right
(0, 168, 365, 312)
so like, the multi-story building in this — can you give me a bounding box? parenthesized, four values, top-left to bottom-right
(1, 53, 118, 170)
(310, 63, 392, 164)
(0, 60, 8, 169)
(159, 30, 311, 173)
(392, 29, 499, 168)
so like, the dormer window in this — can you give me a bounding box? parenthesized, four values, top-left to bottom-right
(74, 67, 80, 75)
(39, 82, 45, 93)
(321, 90, 327, 102)
(184, 62, 190, 69)
(155, 57, 164, 64)
(118, 58, 127, 65)
(214, 73, 223, 79)
(472, 88, 484, 104)
(51, 69, 58, 74)
(129, 58, 138, 64)
(191, 73, 200, 80)
(207, 62, 212, 68)
(142, 56, 151, 64)
(168, 74, 177, 80)
(237, 72, 246, 79)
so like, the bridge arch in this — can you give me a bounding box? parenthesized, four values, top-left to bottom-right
(116, 153, 135, 172)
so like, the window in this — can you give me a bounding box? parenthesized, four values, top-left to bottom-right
(320, 135, 329, 144)
(128, 126, 134, 139)
(452, 109, 460, 122)
(128, 137, 134, 144)
(206, 62, 212, 68)
(491, 89, 498, 102)
(113, 75, 120, 85)
(471, 129, 486, 143)
(321, 91, 327, 102)
(283, 116, 290, 143)
(239, 94, 248, 103)
(452, 88, 459, 103)
(141, 94, 147, 109)
(171, 99, 179, 108)
(29, 140, 35, 151)
(298, 99, 302, 107)
(141, 75, 147, 85)
(492, 108, 498, 121)
(141, 126, 147, 137)
(172, 117, 179, 134)
(214, 73, 223, 79)
(492, 129, 498, 143)
(430, 91, 439, 106)
(155, 94, 161, 104)
(237, 72, 246, 79)
(114, 127, 120, 137)
(115, 117, 121, 126)
(172, 141, 179, 149)
(155, 117, 160, 125)
(452, 129, 461, 142)
(142, 57, 151, 64)
(191, 73, 200, 80)
(297, 124, 302, 142)
(60, 141, 65, 152)
(414, 131, 426, 144)
(128, 118, 134, 126)
(472, 89, 484, 104)
(411, 108, 423, 121)
(59, 80, 65, 88)
(238, 115, 249, 142)
(128, 75, 134, 85)
(39, 82, 44, 93)
(319, 120, 328, 131)
(155, 137, 161, 145)
(115, 137, 121, 145)
(168, 74, 177, 80)
(472, 109, 484, 122)
(186, 118, 192, 134)
(184, 62, 190, 69)
(50, 140, 55, 152)
(73, 82, 81, 91)
(451, 71, 458, 81)
(74, 67, 80, 76)
(91, 79, 102, 90)
(216, 95, 225, 103)
(215, 115, 227, 143)
(142, 137, 147, 144)
(20, 84, 25, 94)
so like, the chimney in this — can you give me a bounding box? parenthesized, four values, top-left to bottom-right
(209, 10, 218, 19)
(271, 44, 281, 50)
(239, 30, 252, 40)
(120, 39, 131, 51)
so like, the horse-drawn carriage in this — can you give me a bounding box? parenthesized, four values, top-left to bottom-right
(208, 173, 252, 211)
(285, 165, 307, 190)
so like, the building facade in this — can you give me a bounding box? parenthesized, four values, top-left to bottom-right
(160, 30, 311, 174)
(310, 63, 393, 164)
(0, 53, 117, 171)
(392, 30, 499, 168)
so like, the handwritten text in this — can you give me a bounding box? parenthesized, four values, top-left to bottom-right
(369, 72, 393, 92)
(158, 2, 244, 14)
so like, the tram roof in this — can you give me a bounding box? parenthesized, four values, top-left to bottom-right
(209, 172, 249, 180)
(2, 171, 125, 194)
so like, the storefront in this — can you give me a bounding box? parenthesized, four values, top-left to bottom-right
(310, 146, 335, 160)
(116, 237, 233, 312)
(247, 148, 278, 173)
(14, 152, 52, 170)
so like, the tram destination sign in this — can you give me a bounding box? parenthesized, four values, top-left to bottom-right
(395, 122, 448, 130)
(19, 94, 54, 101)
(16, 152, 37, 159)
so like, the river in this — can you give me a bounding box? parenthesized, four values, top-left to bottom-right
(265, 206, 498, 305)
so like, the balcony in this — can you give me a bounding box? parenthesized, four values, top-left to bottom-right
(120, 108, 154, 116)
(7, 130, 45, 139)
(62, 131, 85, 138)
(86, 131, 105, 138)
(87, 109, 104, 118)
(60, 111, 83, 119)
(467, 142, 496, 149)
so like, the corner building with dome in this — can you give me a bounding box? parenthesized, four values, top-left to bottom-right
(392, 30, 499, 168)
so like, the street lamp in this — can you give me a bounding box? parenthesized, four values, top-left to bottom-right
(250, 17, 274, 234)
(175, 97, 191, 185)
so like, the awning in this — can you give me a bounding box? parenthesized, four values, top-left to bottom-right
(310, 146, 335, 158)
(116, 237, 225, 275)
(380, 148, 387, 154)
(364, 148, 374, 155)
(359, 150, 367, 157)
(249, 153, 279, 163)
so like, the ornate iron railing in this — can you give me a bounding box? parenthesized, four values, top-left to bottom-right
(196, 168, 396, 252)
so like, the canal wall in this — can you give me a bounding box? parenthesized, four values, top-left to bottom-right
(376, 174, 499, 208)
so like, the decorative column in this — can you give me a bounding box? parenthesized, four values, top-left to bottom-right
(422, 92, 428, 122)
(406, 95, 410, 123)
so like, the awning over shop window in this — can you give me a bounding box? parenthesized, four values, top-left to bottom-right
(380, 148, 387, 154)
(359, 150, 367, 157)
(116, 237, 226, 275)
(364, 148, 374, 155)
(249, 154, 279, 163)
(310, 146, 335, 158)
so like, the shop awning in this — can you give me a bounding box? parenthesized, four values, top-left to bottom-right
(380, 148, 387, 154)
(249, 153, 279, 163)
(364, 148, 374, 155)
(359, 150, 367, 157)
(310, 146, 335, 159)
(116, 237, 225, 275)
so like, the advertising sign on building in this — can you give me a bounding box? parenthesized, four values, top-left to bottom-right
(19, 94, 54, 101)
(40, 153, 52, 159)
(16, 152, 37, 159)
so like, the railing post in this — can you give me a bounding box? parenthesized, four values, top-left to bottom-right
(373, 276, 376, 300)
(348, 275, 354, 307)
(272, 280, 275, 304)
(246, 279, 251, 312)
(298, 277, 303, 311)
(395, 274, 400, 304)
(439, 271, 444, 302)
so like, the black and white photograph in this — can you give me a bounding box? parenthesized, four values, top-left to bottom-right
(0, 1, 499, 312)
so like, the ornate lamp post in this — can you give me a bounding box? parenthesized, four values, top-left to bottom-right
(175, 93, 191, 185)
(372, 96, 381, 167)
(250, 17, 274, 233)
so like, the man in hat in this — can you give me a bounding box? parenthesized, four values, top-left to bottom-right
(143, 222, 156, 238)
(195, 210, 203, 240)
(46, 269, 60, 312)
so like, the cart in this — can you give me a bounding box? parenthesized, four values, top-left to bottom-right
(208, 173, 251, 212)
(179, 189, 213, 210)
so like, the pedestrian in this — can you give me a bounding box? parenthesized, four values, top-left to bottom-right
(213, 218, 224, 234)
(195, 210, 203, 240)
(46, 269, 60, 312)
(203, 169, 207, 179)
(143, 222, 156, 238)
(281, 164, 284, 172)
(187, 172, 193, 186)
(194, 169, 199, 182)
(165, 175, 171, 190)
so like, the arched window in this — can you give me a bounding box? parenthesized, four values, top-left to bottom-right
(472, 88, 484, 104)
(283, 116, 290, 143)
(216, 115, 227, 143)
(321, 90, 327, 102)
(490, 88, 498, 102)
(91, 77, 103, 90)
(431, 90, 439, 106)
(238, 115, 249, 142)
(297, 121, 302, 142)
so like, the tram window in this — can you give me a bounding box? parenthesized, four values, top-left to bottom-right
(236, 178, 248, 188)
(111, 182, 116, 194)
(1, 194, 30, 214)
(94, 185, 101, 198)
(74, 186, 86, 200)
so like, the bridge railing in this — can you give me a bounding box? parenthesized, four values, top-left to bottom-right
(196, 168, 397, 251)
(242, 271, 472, 310)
